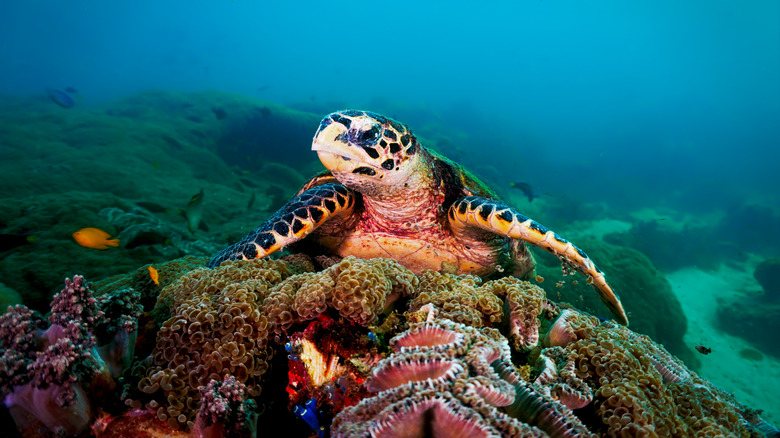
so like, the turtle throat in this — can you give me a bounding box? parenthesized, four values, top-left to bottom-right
(360, 153, 444, 230)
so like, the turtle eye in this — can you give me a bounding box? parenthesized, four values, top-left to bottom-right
(350, 125, 380, 147)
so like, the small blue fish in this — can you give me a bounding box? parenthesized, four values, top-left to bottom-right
(64, 86, 78, 94)
(46, 88, 75, 108)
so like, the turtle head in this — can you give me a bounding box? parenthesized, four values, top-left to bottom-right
(312, 110, 420, 193)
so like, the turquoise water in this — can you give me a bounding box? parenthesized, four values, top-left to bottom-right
(3, 1, 778, 211)
(1, 0, 778, 432)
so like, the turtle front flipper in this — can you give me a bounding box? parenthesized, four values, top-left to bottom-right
(207, 183, 356, 268)
(448, 196, 629, 326)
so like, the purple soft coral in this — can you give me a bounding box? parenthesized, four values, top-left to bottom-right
(193, 376, 258, 438)
(0, 275, 143, 436)
(49, 275, 103, 328)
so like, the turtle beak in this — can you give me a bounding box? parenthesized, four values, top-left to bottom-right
(314, 150, 350, 172)
(312, 122, 369, 172)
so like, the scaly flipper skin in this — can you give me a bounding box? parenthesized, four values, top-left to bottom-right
(207, 183, 356, 268)
(449, 196, 629, 325)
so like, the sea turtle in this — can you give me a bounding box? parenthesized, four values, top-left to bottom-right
(208, 110, 628, 325)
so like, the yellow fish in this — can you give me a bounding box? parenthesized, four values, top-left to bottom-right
(72, 227, 120, 250)
(148, 265, 160, 285)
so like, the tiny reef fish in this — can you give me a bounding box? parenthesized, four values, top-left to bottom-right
(148, 266, 160, 285)
(72, 227, 120, 250)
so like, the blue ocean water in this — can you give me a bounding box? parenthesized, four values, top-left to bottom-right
(1, 0, 779, 430)
(3, 1, 778, 210)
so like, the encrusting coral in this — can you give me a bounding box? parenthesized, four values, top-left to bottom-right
(2, 255, 778, 437)
(0, 275, 142, 436)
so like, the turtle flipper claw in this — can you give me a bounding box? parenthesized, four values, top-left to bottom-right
(448, 196, 628, 325)
(207, 183, 356, 268)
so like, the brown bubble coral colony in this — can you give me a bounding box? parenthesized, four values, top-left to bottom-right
(0, 255, 777, 437)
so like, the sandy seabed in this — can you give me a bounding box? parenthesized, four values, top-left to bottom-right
(667, 263, 780, 425)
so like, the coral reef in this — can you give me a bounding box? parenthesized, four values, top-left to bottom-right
(715, 258, 780, 359)
(124, 257, 305, 430)
(332, 317, 592, 437)
(99, 206, 220, 259)
(0, 90, 324, 314)
(536, 308, 771, 437)
(754, 257, 780, 300)
(716, 295, 780, 359)
(0, 282, 22, 309)
(0, 275, 141, 436)
(603, 219, 727, 272)
(1, 256, 777, 437)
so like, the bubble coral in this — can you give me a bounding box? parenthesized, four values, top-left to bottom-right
(126, 257, 304, 430)
(409, 272, 547, 350)
(264, 256, 419, 333)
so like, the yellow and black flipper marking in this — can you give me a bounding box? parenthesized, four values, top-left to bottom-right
(449, 196, 628, 326)
(208, 183, 356, 268)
